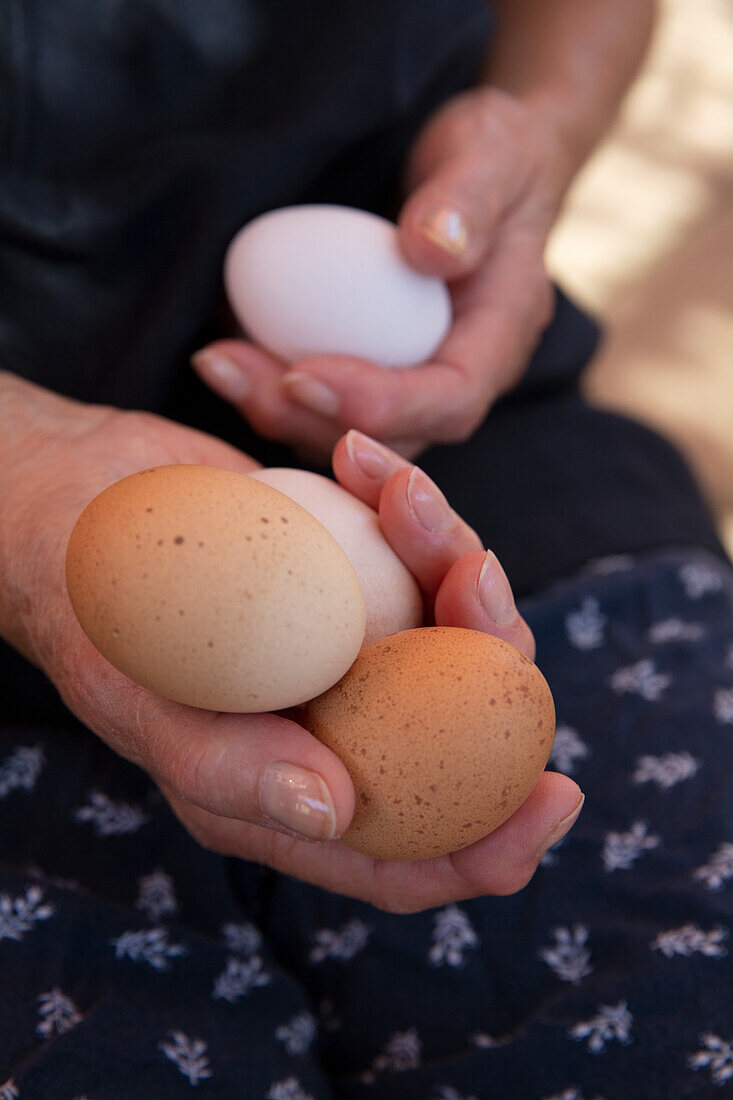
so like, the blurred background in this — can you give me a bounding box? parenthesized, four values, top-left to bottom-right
(547, 0, 733, 554)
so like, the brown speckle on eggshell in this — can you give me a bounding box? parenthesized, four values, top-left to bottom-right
(303, 626, 555, 861)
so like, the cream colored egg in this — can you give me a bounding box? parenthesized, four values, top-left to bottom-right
(65, 464, 366, 712)
(250, 468, 423, 643)
(304, 627, 555, 861)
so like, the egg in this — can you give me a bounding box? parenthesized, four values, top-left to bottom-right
(303, 627, 555, 861)
(250, 468, 423, 643)
(65, 464, 366, 712)
(224, 204, 452, 368)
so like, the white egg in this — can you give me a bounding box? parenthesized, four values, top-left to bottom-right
(250, 468, 423, 644)
(224, 204, 452, 369)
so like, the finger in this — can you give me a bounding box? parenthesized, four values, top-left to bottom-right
(62, 637, 356, 843)
(434, 550, 535, 660)
(377, 465, 483, 598)
(331, 430, 412, 511)
(397, 152, 518, 280)
(167, 771, 584, 913)
(283, 354, 474, 444)
(336, 434, 483, 599)
(191, 340, 342, 453)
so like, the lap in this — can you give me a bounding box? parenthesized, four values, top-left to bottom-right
(1, 546, 731, 1098)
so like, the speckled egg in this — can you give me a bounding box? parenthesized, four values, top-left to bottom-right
(303, 627, 555, 860)
(65, 464, 366, 712)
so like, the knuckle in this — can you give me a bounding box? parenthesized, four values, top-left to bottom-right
(435, 407, 483, 445)
(366, 864, 429, 915)
(183, 818, 232, 856)
(489, 861, 538, 897)
(160, 736, 219, 808)
(370, 890, 426, 916)
(348, 396, 393, 440)
(246, 403, 291, 443)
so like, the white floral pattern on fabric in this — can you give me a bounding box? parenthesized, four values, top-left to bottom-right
(630, 752, 699, 790)
(678, 562, 725, 599)
(212, 954, 271, 1002)
(309, 919, 371, 964)
(0, 746, 44, 800)
(275, 1012, 317, 1056)
(26, 864, 80, 894)
(135, 869, 177, 921)
(549, 725, 590, 776)
(221, 921, 262, 956)
(469, 1032, 512, 1050)
(651, 924, 728, 958)
(159, 1031, 212, 1086)
(36, 988, 83, 1037)
(646, 618, 705, 643)
(565, 598, 607, 650)
(541, 1090, 606, 1100)
(538, 925, 592, 984)
(428, 905, 480, 968)
(434, 1087, 478, 1100)
(693, 843, 733, 891)
(581, 554, 633, 577)
(73, 790, 149, 836)
(687, 1033, 733, 1086)
(713, 688, 733, 725)
(360, 1028, 422, 1084)
(110, 927, 187, 971)
(609, 659, 671, 702)
(602, 822, 661, 873)
(568, 1002, 633, 1054)
(266, 1079, 314, 1100)
(0, 886, 54, 943)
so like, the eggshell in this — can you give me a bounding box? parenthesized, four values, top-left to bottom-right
(250, 468, 423, 643)
(303, 627, 555, 861)
(224, 204, 452, 368)
(65, 464, 366, 712)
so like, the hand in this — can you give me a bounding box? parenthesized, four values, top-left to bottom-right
(192, 87, 564, 461)
(0, 375, 581, 912)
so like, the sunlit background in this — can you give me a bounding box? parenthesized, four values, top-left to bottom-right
(547, 0, 733, 554)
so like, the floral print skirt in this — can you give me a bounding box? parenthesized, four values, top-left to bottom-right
(1, 545, 732, 1098)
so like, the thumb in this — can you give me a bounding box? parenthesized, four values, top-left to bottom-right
(397, 154, 511, 281)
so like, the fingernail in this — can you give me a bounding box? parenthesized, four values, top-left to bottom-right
(538, 793, 585, 859)
(345, 430, 401, 480)
(259, 762, 338, 842)
(406, 466, 452, 532)
(477, 549, 518, 627)
(283, 373, 339, 416)
(191, 351, 250, 403)
(420, 207, 469, 257)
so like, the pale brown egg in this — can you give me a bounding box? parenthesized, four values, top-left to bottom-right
(303, 626, 555, 861)
(65, 464, 366, 712)
(250, 468, 423, 643)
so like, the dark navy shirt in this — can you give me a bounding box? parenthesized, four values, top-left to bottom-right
(1, 0, 492, 409)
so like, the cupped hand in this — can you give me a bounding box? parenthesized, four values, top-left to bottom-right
(192, 87, 565, 461)
(0, 375, 581, 913)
